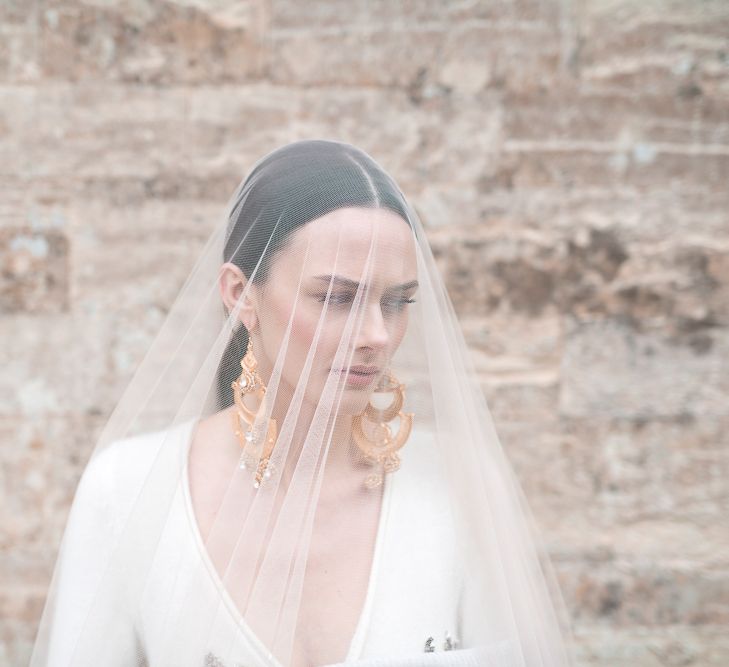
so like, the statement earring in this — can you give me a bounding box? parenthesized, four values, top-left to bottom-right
(352, 370, 414, 489)
(231, 338, 278, 488)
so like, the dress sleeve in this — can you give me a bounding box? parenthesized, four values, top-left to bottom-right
(39, 446, 145, 666)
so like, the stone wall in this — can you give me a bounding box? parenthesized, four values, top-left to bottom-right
(1, 1, 728, 665)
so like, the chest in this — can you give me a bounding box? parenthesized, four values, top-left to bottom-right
(289, 493, 384, 666)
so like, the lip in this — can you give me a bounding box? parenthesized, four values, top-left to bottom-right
(332, 366, 381, 388)
(343, 366, 380, 375)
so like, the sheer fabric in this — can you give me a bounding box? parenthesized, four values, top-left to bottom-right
(30, 140, 575, 667)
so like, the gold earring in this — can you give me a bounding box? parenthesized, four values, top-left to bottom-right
(231, 338, 278, 488)
(352, 370, 414, 489)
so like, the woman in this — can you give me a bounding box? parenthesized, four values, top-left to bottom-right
(30, 140, 574, 666)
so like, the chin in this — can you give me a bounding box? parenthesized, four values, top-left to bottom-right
(336, 390, 373, 416)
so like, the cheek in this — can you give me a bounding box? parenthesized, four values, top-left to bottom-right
(289, 308, 319, 353)
(260, 292, 313, 366)
(389, 307, 410, 340)
(287, 300, 339, 370)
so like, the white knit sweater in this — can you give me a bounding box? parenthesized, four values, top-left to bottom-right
(42, 419, 512, 667)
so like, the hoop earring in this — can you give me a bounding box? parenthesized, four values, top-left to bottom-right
(352, 370, 414, 489)
(231, 338, 278, 488)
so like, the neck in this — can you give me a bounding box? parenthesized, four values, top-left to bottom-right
(278, 410, 361, 483)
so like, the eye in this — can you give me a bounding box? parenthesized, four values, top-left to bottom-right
(316, 293, 417, 312)
(382, 297, 417, 313)
(317, 292, 354, 306)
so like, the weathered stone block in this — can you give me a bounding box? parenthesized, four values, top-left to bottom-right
(575, 0, 729, 99)
(560, 319, 729, 419)
(553, 555, 729, 627)
(0, 228, 69, 313)
(269, 0, 562, 29)
(572, 625, 729, 666)
(0, 416, 99, 558)
(36, 0, 266, 84)
(267, 22, 563, 95)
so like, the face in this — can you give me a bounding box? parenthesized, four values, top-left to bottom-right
(249, 207, 418, 416)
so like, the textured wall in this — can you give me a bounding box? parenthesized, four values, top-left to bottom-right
(1, 0, 728, 665)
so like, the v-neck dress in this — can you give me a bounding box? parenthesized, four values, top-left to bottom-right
(42, 419, 514, 667)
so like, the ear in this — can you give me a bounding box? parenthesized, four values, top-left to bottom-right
(219, 262, 259, 331)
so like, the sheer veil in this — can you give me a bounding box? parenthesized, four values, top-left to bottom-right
(30, 140, 575, 667)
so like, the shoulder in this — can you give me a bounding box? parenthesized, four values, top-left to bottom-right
(72, 418, 196, 523)
(82, 419, 191, 481)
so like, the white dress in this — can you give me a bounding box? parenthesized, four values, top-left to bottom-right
(42, 419, 514, 667)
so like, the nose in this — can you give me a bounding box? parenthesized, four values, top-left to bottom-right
(356, 301, 390, 352)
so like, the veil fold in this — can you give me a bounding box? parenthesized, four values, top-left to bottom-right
(30, 140, 575, 667)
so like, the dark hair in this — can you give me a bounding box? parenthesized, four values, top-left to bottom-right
(216, 140, 413, 409)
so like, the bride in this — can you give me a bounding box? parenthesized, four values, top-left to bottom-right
(30, 140, 574, 666)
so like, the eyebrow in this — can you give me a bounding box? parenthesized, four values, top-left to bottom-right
(312, 275, 419, 291)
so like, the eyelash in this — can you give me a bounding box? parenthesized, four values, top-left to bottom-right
(317, 294, 417, 311)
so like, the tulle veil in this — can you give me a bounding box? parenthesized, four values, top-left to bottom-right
(29, 139, 575, 667)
